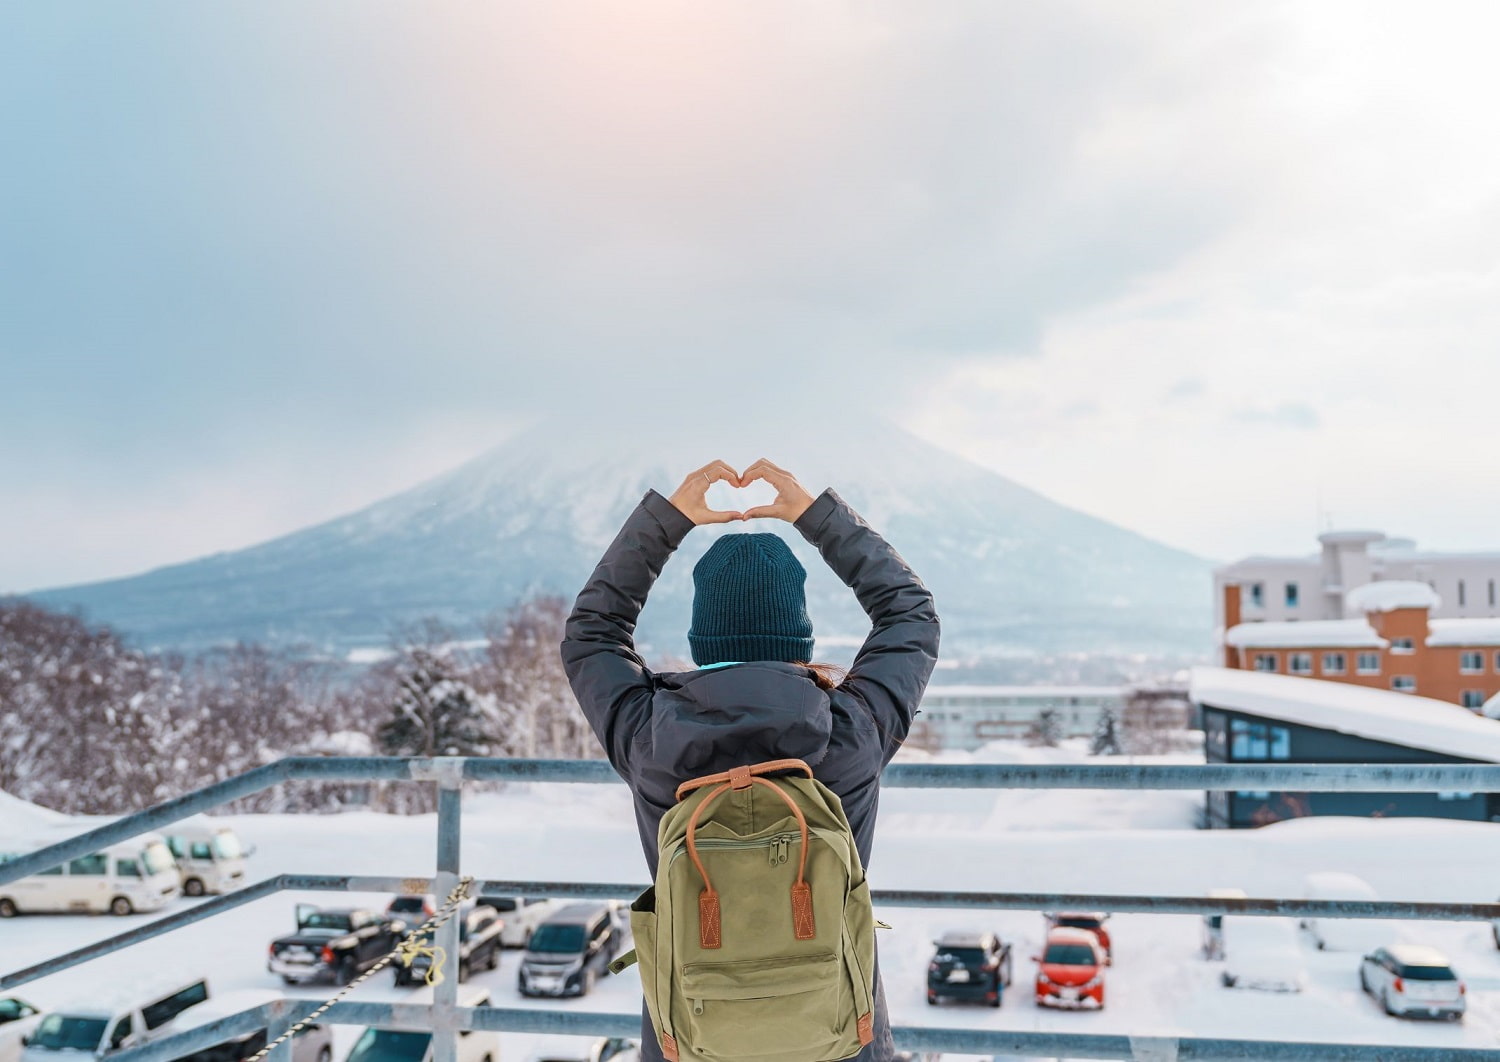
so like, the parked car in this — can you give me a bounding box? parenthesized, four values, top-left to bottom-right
(0, 830, 180, 916)
(345, 985, 497, 1062)
(0, 999, 44, 1062)
(1300, 871, 1387, 952)
(1044, 911, 1112, 962)
(395, 904, 506, 986)
(477, 895, 565, 947)
(387, 894, 437, 922)
(527, 1038, 638, 1062)
(1219, 917, 1306, 993)
(926, 931, 1013, 1007)
(267, 905, 407, 986)
(1361, 945, 1466, 1021)
(161, 819, 251, 897)
(19, 975, 210, 1062)
(163, 990, 331, 1062)
(1201, 888, 1247, 960)
(1033, 928, 1107, 1010)
(518, 903, 623, 998)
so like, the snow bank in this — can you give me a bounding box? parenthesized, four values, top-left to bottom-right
(1428, 618, 1500, 647)
(1189, 666, 1500, 761)
(1225, 620, 1385, 649)
(1346, 580, 1442, 614)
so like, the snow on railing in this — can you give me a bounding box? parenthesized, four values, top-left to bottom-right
(6, 757, 1500, 1062)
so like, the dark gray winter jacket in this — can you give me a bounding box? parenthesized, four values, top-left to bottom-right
(560, 486, 940, 1062)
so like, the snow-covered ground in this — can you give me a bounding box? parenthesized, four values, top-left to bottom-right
(6, 741, 1500, 1060)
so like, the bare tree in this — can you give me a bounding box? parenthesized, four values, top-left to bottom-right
(482, 596, 596, 761)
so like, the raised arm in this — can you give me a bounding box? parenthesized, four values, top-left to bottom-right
(743, 459, 941, 754)
(560, 461, 741, 769)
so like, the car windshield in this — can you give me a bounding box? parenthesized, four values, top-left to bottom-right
(348, 1029, 432, 1062)
(301, 913, 353, 931)
(388, 897, 429, 914)
(1, 999, 35, 1022)
(483, 898, 518, 912)
(30, 1016, 107, 1052)
(1043, 944, 1097, 966)
(1401, 965, 1458, 981)
(529, 924, 587, 953)
(141, 841, 176, 875)
(211, 833, 243, 860)
(935, 947, 984, 964)
(1056, 917, 1102, 930)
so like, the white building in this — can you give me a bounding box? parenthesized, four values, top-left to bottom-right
(1214, 530, 1500, 629)
(914, 685, 1126, 751)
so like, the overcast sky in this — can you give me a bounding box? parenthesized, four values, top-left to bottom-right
(5, 1, 1500, 593)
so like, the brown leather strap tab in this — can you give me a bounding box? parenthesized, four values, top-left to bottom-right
(727, 765, 752, 790)
(791, 880, 815, 940)
(661, 1035, 679, 1062)
(675, 758, 815, 801)
(856, 1013, 874, 1046)
(699, 888, 722, 949)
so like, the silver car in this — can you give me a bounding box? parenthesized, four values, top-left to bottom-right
(1360, 945, 1465, 1021)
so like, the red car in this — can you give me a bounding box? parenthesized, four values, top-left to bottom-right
(1046, 911, 1112, 962)
(1035, 927, 1108, 1009)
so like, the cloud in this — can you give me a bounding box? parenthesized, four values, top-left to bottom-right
(1230, 403, 1321, 430)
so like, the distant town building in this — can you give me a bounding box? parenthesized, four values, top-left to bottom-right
(911, 686, 1126, 751)
(1214, 530, 1500, 628)
(1191, 666, 1500, 829)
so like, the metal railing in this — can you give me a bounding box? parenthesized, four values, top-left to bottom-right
(5, 757, 1500, 1062)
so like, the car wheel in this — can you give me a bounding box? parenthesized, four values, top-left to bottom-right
(989, 991, 1002, 1009)
(1359, 969, 1369, 994)
(1220, 972, 1235, 988)
(926, 993, 937, 1006)
(488, 945, 500, 971)
(1382, 990, 1397, 1017)
(459, 959, 471, 982)
(317, 1048, 332, 1062)
(1493, 925, 1500, 950)
(110, 896, 134, 916)
(0, 898, 17, 918)
(282, 976, 299, 987)
(184, 878, 206, 897)
(337, 957, 357, 986)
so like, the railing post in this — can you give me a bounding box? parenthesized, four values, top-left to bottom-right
(431, 758, 464, 1062)
(262, 997, 296, 1062)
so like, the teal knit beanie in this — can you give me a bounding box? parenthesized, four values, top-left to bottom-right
(689, 533, 815, 666)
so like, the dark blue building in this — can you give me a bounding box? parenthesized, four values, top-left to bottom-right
(1192, 667, 1500, 829)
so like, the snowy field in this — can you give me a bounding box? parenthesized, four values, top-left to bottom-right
(7, 741, 1500, 1060)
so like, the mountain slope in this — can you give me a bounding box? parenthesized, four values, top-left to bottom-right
(28, 414, 1214, 661)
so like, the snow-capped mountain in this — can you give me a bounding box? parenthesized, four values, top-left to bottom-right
(26, 413, 1214, 662)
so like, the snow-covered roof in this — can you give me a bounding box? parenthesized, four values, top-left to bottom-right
(1346, 581, 1441, 614)
(1189, 666, 1500, 763)
(1427, 618, 1500, 647)
(1225, 620, 1386, 650)
(1486, 690, 1500, 722)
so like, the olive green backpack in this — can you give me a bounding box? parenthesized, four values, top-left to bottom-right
(610, 759, 876, 1062)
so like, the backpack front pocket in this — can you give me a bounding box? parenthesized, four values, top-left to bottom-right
(679, 951, 842, 1060)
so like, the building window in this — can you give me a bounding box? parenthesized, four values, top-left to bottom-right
(1438, 791, 1475, 801)
(1490, 579, 1496, 607)
(1253, 653, 1278, 673)
(1285, 582, 1299, 608)
(1249, 583, 1264, 608)
(1461, 690, 1486, 709)
(1459, 580, 1466, 607)
(1391, 675, 1416, 692)
(1356, 652, 1381, 675)
(1230, 719, 1291, 761)
(1460, 651, 1484, 674)
(1390, 637, 1415, 654)
(1289, 652, 1313, 675)
(1322, 652, 1346, 674)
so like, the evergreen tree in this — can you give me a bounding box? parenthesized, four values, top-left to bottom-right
(1090, 706, 1121, 756)
(1026, 707, 1063, 748)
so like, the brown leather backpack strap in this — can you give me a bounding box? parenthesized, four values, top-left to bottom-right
(675, 758, 814, 801)
(684, 781, 733, 949)
(749, 776, 816, 940)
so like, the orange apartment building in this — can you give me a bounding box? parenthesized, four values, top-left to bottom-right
(1221, 580, 1500, 711)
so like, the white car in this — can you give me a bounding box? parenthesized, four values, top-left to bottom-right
(1300, 871, 1388, 952)
(528, 1038, 638, 1062)
(1361, 945, 1466, 1021)
(0, 1000, 45, 1062)
(1219, 917, 1307, 993)
(478, 895, 564, 947)
(345, 985, 498, 1062)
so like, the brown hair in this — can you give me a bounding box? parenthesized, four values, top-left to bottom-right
(797, 661, 847, 691)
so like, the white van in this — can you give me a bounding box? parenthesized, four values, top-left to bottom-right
(345, 985, 498, 1062)
(19, 976, 210, 1062)
(1300, 871, 1388, 952)
(161, 819, 250, 896)
(0, 831, 181, 916)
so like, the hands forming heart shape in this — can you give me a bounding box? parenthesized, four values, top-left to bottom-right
(668, 458, 816, 526)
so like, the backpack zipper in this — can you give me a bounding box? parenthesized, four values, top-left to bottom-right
(667, 834, 800, 868)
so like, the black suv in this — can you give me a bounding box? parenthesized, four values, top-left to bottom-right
(926, 931, 1013, 1007)
(518, 903, 622, 998)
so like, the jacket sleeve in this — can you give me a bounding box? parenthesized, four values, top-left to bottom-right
(560, 489, 695, 773)
(794, 489, 940, 755)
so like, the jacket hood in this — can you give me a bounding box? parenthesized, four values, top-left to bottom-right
(648, 662, 833, 778)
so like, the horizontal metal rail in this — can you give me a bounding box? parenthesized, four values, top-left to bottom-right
(11, 872, 1498, 993)
(109, 998, 1500, 1062)
(11, 756, 1500, 1062)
